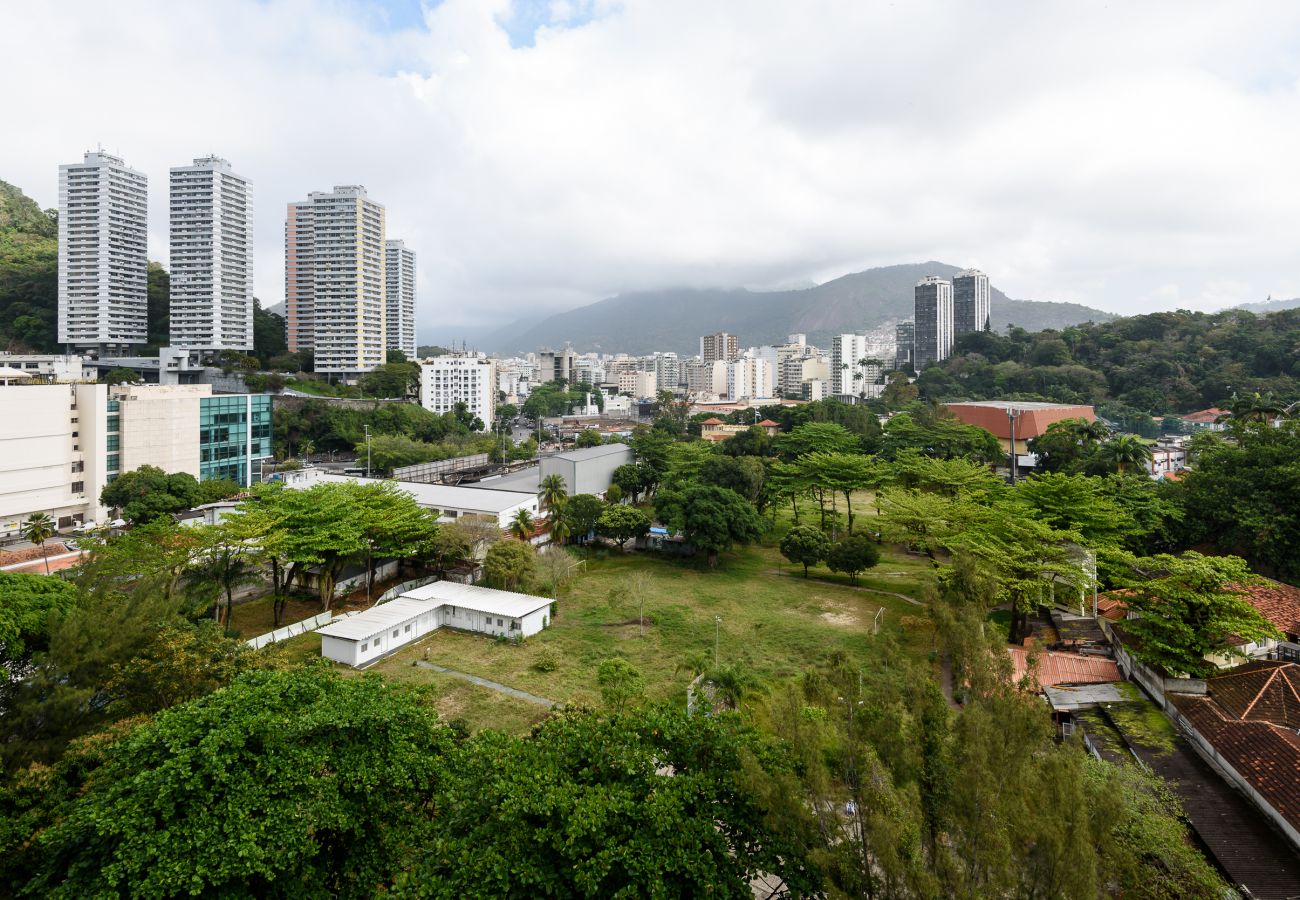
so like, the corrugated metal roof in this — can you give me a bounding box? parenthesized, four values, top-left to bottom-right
(404, 581, 552, 618)
(316, 598, 436, 641)
(553, 443, 632, 462)
(310, 473, 535, 514)
(1007, 648, 1121, 688)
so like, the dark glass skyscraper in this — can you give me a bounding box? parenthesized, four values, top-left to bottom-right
(953, 268, 991, 335)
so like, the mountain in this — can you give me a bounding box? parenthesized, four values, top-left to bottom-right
(0, 179, 59, 352)
(484, 262, 1115, 355)
(1234, 297, 1300, 314)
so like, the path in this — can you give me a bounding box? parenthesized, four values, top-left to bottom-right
(762, 569, 926, 607)
(414, 661, 558, 708)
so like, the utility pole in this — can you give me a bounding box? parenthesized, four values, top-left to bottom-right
(1007, 407, 1020, 484)
(364, 424, 371, 478)
(714, 615, 721, 668)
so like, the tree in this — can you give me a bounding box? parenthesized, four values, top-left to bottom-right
(426, 523, 472, 579)
(11, 668, 453, 898)
(0, 573, 75, 686)
(1116, 552, 1280, 677)
(547, 508, 571, 546)
(826, 533, 881, 584)
(611, 463, 647, 503)
(539, 473, 568, 511)
(653, 485, 764, 567)
(596, 657, 645, 712)
(1096, 434, 1153, 475)
(352, 481, 435, 601)
(596, 504, 650, 551)
(780, 524, 831, 577)
(196, 477, 243, 505)
(775, 421, 859, 459)
(483, 539, 537, 591)
(20, 512, 55, 575)
(800, 451, 879, 533)
(573, 429, 604, 448)
(509, 508, 535, 541)
(100, 367, 139, 386)
(189, 523, 261, 628)
(881, 371, 919, 409)
(1014, 472, 1133, 547)
(560, 493, 604, 543)
(359, 361, 420, 398)
(99, 465, 202, 524)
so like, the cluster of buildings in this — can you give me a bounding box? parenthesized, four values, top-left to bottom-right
(55, 151, 417, 371)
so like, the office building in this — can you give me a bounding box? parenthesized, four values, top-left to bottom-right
(420, 353, 496, 426)
(700, 332, 739, 364)
(285, 185, 387, 375)
(953, 268, 991, 336)
(913, 276, 954, 370)
(894, 321, 915, 370)
(198, 394, 274, 485)
(169, 156, 254, 352)
(537, 347, 578, 384)
(58, 151, 148, 351)
(385, 239, 417, 359)
(0, 382, 108, 537)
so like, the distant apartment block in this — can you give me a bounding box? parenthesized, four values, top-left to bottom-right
(913, 276, 954, 370)
(726, 357, 773, 401)
(537, 347, 579, 384)
(700, 332, 739, 364)
(385, 239, 416, 359)
(894, 321, 915, 370)
(953, 268, 991, 336)
(58, 152, 148, 350)
(285, 185, 387, 374)
(169, 156, 253, 352)
(420, 353, 496, 426)
(684, 360, 728, 398)
(617, 370, 657, 398)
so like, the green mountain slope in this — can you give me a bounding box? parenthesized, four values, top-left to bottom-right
(485, 262, 1114, 355)
(0, 179, 59, 352)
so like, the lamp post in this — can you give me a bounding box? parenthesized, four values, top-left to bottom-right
(1006, 407, 1021, 484)
(364, 424, 372, 478)
(714, 615, 722, 668)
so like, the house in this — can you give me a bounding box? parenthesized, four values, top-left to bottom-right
(1181, 407, 1229, 431)
(317, 581, 554, 667)
(1169, 661, 1300, 853)
(945, 400, 1096, 459)
(700, 418, 778, 443)
(1007, 647, 1121, 689)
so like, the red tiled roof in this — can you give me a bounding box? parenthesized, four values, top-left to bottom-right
(1171, 661, 1300, 834)
(700, 417, 724, 425)
(1007, 648, 1121, 688)
(1182, 407, 1228, 423)
(1096, 593, 1129, 621)
(1241, 579, 1300, 639)
(757, 419, 779, 427)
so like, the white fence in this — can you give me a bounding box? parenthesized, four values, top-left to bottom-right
(246, 611, 335, 649)
(374, 575, 441, 606)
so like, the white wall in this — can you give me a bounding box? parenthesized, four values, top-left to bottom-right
(113, 384, 210, 478)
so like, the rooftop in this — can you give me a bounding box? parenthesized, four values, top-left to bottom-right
(1007, 647, 1121, 688)
(310, 473, 534, 514)
(317, 598, 437, 641)
(946, 400, 1094, 411)
(405, 580, 552, 618)
(551, 443, 633, 462)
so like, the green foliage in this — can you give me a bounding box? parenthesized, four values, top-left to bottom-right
(879, 412, 1003, 462)
(9, 667, 453, 898)
(0, 573, 76, 679)
(532, 647, 560, 672)
(508, 508, 535, 540)
(596, 504, 650, 550)
(1116, 552, 1280, 677)
(0, 180, 58, 352)
(359, 361, 420, 399)
(99, 367, 139, 386)
(653, 485, 765, 566)
(1176, 420, 1300, 581)
(273, 397, 481, 455)
(521, 379, 599, 420)
(826, 533, 882, 584)
(560, 493, 604, 540)
(573, 428, 604, 448)
(252, 300, 287, 367)
(146, 262, 170, 349)
(938, 308, 1300, 414)
(774, 421, 859, 459)
(100, 466, 202, 524)
(483, 539, 537, 591)
(780, 524, 832, 577)
(196, 477, 242, 504)
(595, 657, 645, 712)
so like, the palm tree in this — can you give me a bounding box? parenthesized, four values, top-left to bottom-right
(299, 438, 315, 462)
(547, 509, 571, 546)
(539, 473, 568, 511)
(1226, 392, 1285, 424)
(509, 508, 535, 541)
(1097, 434, 1153, 475)
(1069, 419, 1109, 445)
(21, 512, 56, 575)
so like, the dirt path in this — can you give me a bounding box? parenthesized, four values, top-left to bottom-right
(414, 661, 558, 708)
(762, 569, 926, 607)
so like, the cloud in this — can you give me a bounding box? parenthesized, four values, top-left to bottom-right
(2, 0, 1299, 343)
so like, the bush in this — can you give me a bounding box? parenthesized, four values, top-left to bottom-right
(533, 648, 560, 672)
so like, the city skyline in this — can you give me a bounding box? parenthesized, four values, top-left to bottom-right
(5, 1, 1300, 336)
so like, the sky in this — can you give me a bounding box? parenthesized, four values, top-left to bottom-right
(3, 0, 1300, 343)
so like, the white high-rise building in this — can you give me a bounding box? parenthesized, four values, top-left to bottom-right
(58, 152, 148, 350)
(169, 156, 253, 352)
(726, 357, 773, 401)
(385, 239, 416, 359)
(286, 185, 387, 374)
(419, 353, 496, 427)
(914, 276, 955, 369)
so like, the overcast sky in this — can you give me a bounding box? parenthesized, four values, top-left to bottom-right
(3, 0, 1299, 341)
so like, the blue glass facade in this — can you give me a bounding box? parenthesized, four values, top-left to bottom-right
(199, 395, 273, 486)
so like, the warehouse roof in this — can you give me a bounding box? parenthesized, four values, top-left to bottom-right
(404, 581, 552, 618)
(317, 598, 435, 641)
(310, 473, 535, 514)
(549, 443, 632, 462)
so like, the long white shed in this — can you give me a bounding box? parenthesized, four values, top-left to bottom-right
(317, 582, 554, 667)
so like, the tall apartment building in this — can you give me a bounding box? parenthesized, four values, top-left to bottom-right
(537, 347, 579, 384)
(0, 382, 108, 537)
(684, 360, 728, 398)
(913, 276, 954, 370)
(58, 152, 149, 351)
(953, 268, 991, 336)
(894, 321, 915, 370)
(419, 353, 496, 426)
(169, 156, 253, 352)
(726, 357, 773, 401)
(285, 185, 387, 375)
(650, 352, 680, 391)
(618, 370, 657, 398)
(385, 239, 416, 359)
(700, 332, 739, 364)
(781, 354, 829, 398)
(830, 333, 879, 397)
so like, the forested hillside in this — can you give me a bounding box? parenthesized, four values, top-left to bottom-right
(920, 308, 1300, 421)
(0, 180, 59, 352)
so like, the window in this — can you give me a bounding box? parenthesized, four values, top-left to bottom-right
(497, 618, 504, 627)
(71, 481, 84, 494)
(404, 624, 412, 633)
(392, 629, 399, 638)
(361, 642, 368, 652)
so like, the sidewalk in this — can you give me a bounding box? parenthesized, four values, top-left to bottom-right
(414, 661, 557, 708)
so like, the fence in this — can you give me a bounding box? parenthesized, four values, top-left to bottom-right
(392, 454, 491, 483)
(245, 611, 335, 649)
(374, 575, 441, 605)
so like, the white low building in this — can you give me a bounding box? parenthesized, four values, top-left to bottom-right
(286, 470, 539, 529)
(317, 581, 554, 667)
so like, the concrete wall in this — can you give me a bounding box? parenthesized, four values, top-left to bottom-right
(114, 384, 210, 477)
(0, 383, 106, 536)
(541, 446, 633, 497)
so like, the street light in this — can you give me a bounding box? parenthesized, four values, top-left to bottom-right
(1006, 406, 1022, 484)
(714, 616, 722, 668)
(364, 424, 372, 478)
